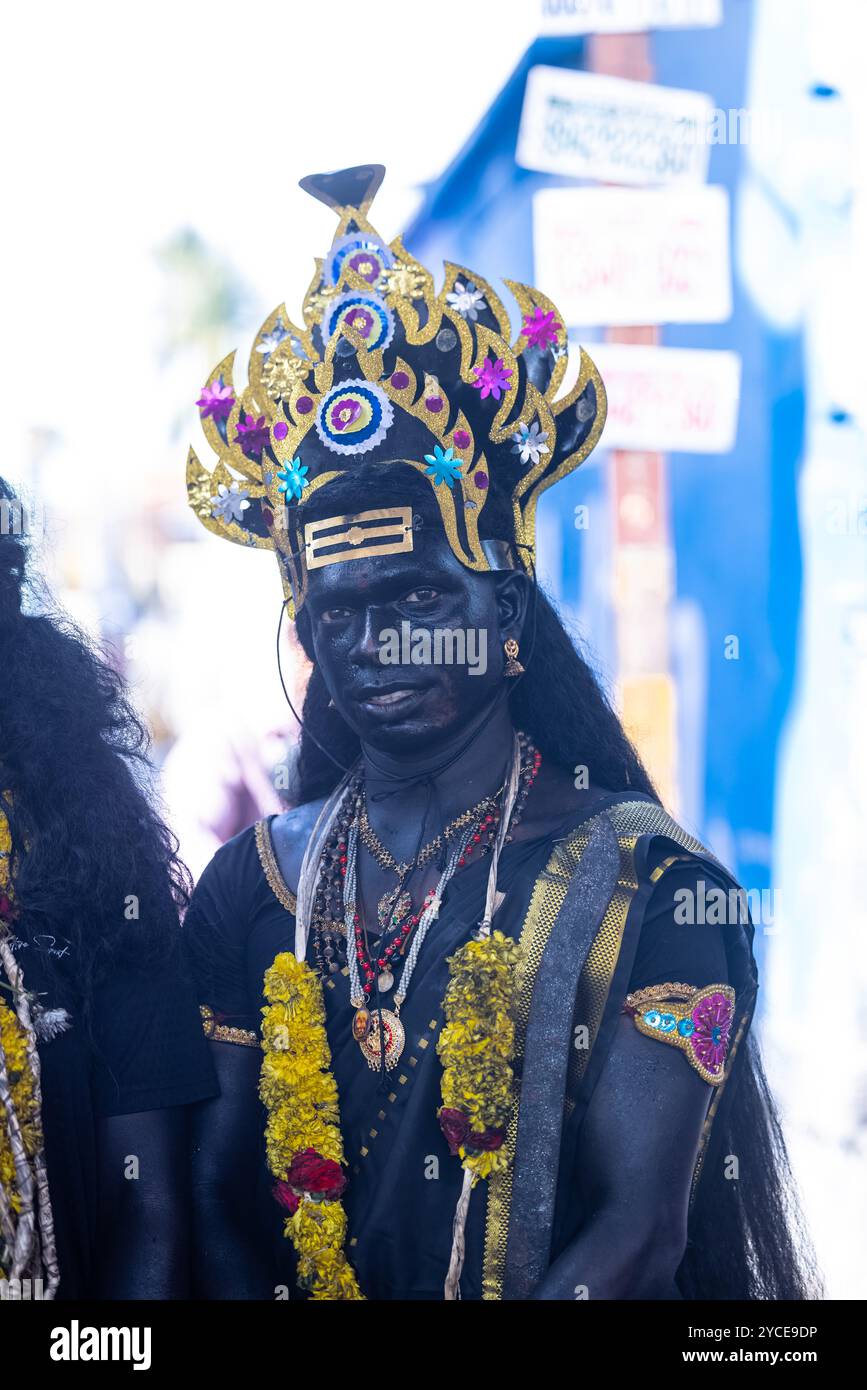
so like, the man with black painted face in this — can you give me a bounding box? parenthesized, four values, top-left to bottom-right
(183, 167, 815, 1301)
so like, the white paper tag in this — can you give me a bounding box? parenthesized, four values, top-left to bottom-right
(518, 67, 713, 186)
(588, 342, 741, 453)
(533, 185, 732, 325)
(538, 0, 723, 34)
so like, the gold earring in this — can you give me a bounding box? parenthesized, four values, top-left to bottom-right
(503, 637, 524, 677)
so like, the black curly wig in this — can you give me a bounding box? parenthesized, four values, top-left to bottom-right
(0, 477, 190, 1016)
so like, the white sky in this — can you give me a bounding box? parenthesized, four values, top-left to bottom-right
(0, 0, 539, 721)
(2, 0, 537, 469)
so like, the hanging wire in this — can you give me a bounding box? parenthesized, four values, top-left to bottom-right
(276, 597, 353, 775)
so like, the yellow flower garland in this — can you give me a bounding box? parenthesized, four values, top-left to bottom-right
(1, 801, 43, 1275)
(259, 933, 521, 1297)
(0, 796, 11, 881)
(1, 806, 41, 1235)
(260, 952, 364, 1300)
(437, 930, 521, 1181)
(0, 999, 40, 1219)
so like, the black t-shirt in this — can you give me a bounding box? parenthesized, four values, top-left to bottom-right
(4, 934, 218, 1299)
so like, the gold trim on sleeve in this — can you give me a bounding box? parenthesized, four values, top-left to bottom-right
(254, 817, 298, 916)
(200, 1003, 259, 1049)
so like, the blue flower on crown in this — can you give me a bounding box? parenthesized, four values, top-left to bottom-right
(276, 458, 309, 500)
(424, 444, 463, 489)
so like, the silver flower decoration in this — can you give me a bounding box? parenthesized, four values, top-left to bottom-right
(211, 481, 250, 524)
(511, 421, 550, 466)
(256, 319, 290, 355)
(445, 279, 487, 321)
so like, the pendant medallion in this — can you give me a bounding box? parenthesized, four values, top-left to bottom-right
(357, 1008, 405, 1070)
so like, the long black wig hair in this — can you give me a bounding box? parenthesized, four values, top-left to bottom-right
(285, 468, 820, 1301)
(0, 478, 190, 1018)
(289, 466, 657, 803)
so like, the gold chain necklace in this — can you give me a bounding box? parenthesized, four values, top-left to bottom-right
(358, 790, 499, 874)
(359, 789, 500, 932)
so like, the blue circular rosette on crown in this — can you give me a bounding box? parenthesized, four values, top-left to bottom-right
(315, 378, 394, 457)
(324, 291, 394, 351)
(324, 232, 394, 287)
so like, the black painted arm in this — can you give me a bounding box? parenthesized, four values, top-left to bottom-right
(189, 1041, 279, 1299)
(531, 1016, 711, 1300)
(94, 1107, 192, 1299)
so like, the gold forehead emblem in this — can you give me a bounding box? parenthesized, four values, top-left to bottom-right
(304, 506, 414, 571)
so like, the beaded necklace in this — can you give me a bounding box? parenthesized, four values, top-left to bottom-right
(308, 733, 541, 1070)
(263, 732, 542, 1299)
(308, 733, 541, 983)
(345, 817, 474, 1070)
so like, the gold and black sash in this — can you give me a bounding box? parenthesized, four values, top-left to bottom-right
(484, 797, 756, 1300)
(499, 816, 620, 1300)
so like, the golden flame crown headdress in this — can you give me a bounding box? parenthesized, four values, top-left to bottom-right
(186, 164, 606, 618)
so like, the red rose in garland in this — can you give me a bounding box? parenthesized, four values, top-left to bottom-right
(272, 1180, 301, 1215)
(466, 1127, 505, 1153)
(438, 1107, 471, 1155)
(284, 1147, 347, 1199)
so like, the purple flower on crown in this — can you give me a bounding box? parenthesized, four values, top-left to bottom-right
(347, 250, 382, 284)
(234, 413, 270, 458)
(344, 306, 374, 338)
(332, 399, 362, 432)
(472, 356, 513, 402)
(690, 991, 733, 1077)
(521, 306, 561, 351)
(197, 378, 235, 423)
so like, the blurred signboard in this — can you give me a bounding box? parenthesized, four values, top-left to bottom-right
(587, 342, 741, 452)
(539, 0, 722, 32)
(517, 67, 713, 185)
(620, 672, 679, 811)
(532, 185, 731, 325)
(611, 450, 668, 545)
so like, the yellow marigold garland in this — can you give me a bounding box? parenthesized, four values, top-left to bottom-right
(1, 797, 62, 1293)
(260, 951, 364, 1300)
(0, 797, 11, 886)
(1, 806, 41, 1236)
(436, 930, 522, 1182)
(259, 932, 522, 1297)
(0, 999, 41, 1218)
